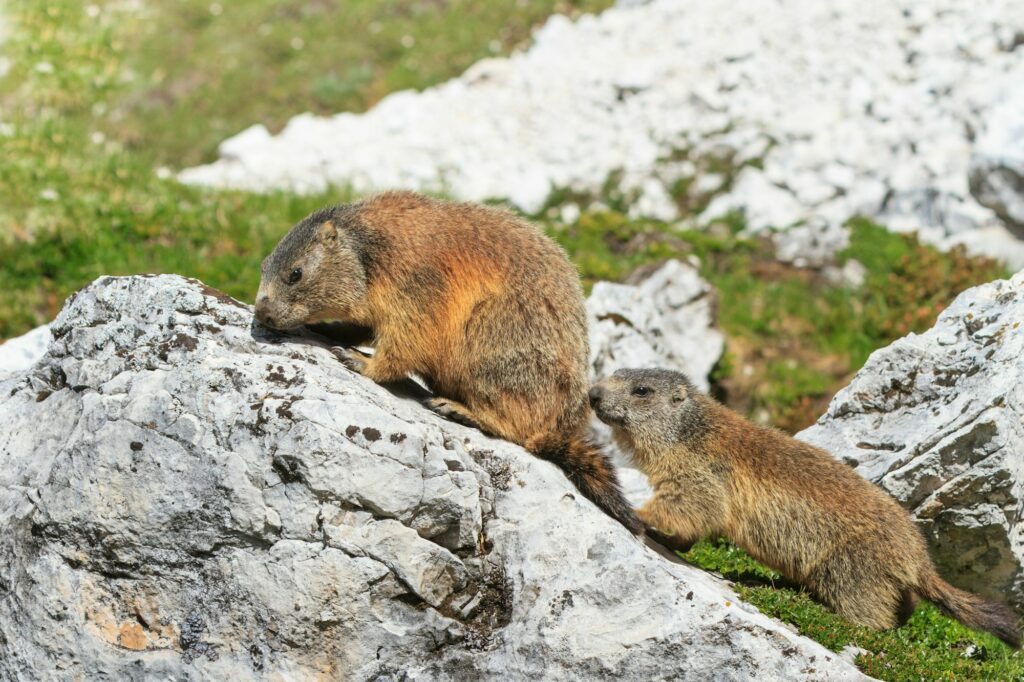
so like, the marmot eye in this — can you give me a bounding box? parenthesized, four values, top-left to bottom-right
(287, 268, 302, 285)
(632, 386, 650, 397)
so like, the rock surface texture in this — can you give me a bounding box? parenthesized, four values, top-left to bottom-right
(0, 275, 869, 680)
(800, 270, 1024, 613)
(0, 324, 51, 381)
(180, 0, 1024, 264)
(586, 258, 724, 394)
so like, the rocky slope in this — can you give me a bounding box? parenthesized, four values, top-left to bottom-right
(800, 270, 1024, 612)
(180, 0, 1024, 265)
(0, 275, 866, 680)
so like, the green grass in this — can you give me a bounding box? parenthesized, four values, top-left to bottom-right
(686, 539, 1024, 681)
(0, 0, 611, 336)
(1, 3, 1020, 678)
(41, 0, 614, 168)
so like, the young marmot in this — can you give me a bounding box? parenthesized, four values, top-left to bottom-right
(254, 191, 641, 534)
(589, 367, 1021, 647)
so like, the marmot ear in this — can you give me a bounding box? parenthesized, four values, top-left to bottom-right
(317, 220, 338, 243)
(672, 384, 689, 403)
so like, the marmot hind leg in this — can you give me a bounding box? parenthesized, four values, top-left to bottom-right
(810, 554, 904, 630)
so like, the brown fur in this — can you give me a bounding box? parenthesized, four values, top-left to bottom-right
(589, 368, 1021, 647)
(256, 191, 641, 533)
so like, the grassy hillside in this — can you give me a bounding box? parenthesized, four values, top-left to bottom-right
(0, 2, 1018, 678)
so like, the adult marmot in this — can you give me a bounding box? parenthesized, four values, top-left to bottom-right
(255, 191, 640, 533)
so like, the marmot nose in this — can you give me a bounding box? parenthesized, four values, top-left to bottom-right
(254, 299, 274, 328)
(588, 386, 603, 408)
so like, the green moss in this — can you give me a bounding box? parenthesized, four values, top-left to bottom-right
(685, 540, 1024, 681)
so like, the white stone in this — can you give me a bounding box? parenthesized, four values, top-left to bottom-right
(586, 259, 723, 393)
(799, 270, 1024, 612)
(969, 87, 1024, 239)
(702, 167, 805, 231)
(178, 0, 1024, 264)
(0, 324, 51, 381)
(772, 221, 850, 269)
(823, 259, 868, 288)
(0, 275, 868, 680)
(217, 123, 273, 160)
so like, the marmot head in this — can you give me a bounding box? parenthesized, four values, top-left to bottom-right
(589, 368, 706, 458)
(255, 205, 370, 330)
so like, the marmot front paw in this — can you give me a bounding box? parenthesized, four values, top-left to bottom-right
(425, 397, 482, 430)
(331, 347, 371, 374)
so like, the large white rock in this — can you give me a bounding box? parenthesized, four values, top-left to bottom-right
(180, 0, 1024, 263)
(587, 258, 724, 393)
(0, 324, 51, 381)
(0, 275, 868, 680)
(799, 270, 1024, 611)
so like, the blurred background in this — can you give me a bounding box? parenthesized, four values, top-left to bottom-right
(0, 0, 1021, 433)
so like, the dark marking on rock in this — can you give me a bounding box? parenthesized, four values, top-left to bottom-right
(549, 589, 575, 616)
(345, 425, 360, 438)
(596, 312, 633, 327)
(275, 396, 299, 420)
(130, 441, 144, 452)
(157, 332, 199, 361)
(180, 613, 219, 663)
(249, 644, 264, 671)
(35, 390, 52, 402)
(195, 281, 248, 310)
(362, 427, 381, 442)
(390, 433, 407, 444)
(473, 451, 511, 491)
(272, 455, 303, 484)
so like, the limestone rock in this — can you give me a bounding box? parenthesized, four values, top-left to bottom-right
(0, 275, 868, 680)
(0, 324, 51, 381)
(799, 270, 1024, 612)
(772, 221, 850, 270)
(586, 258, 724, 394)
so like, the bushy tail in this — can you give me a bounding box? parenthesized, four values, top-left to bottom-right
(529, 434, 643, 535)
(918, 572, 1021, 648)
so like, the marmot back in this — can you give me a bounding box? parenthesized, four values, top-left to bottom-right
(590, 367, 1020, 647)
(256, 192, 639, 533)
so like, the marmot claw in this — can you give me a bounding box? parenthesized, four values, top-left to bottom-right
(331, 346, 370, 374)
(425, 397, 481, 429)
